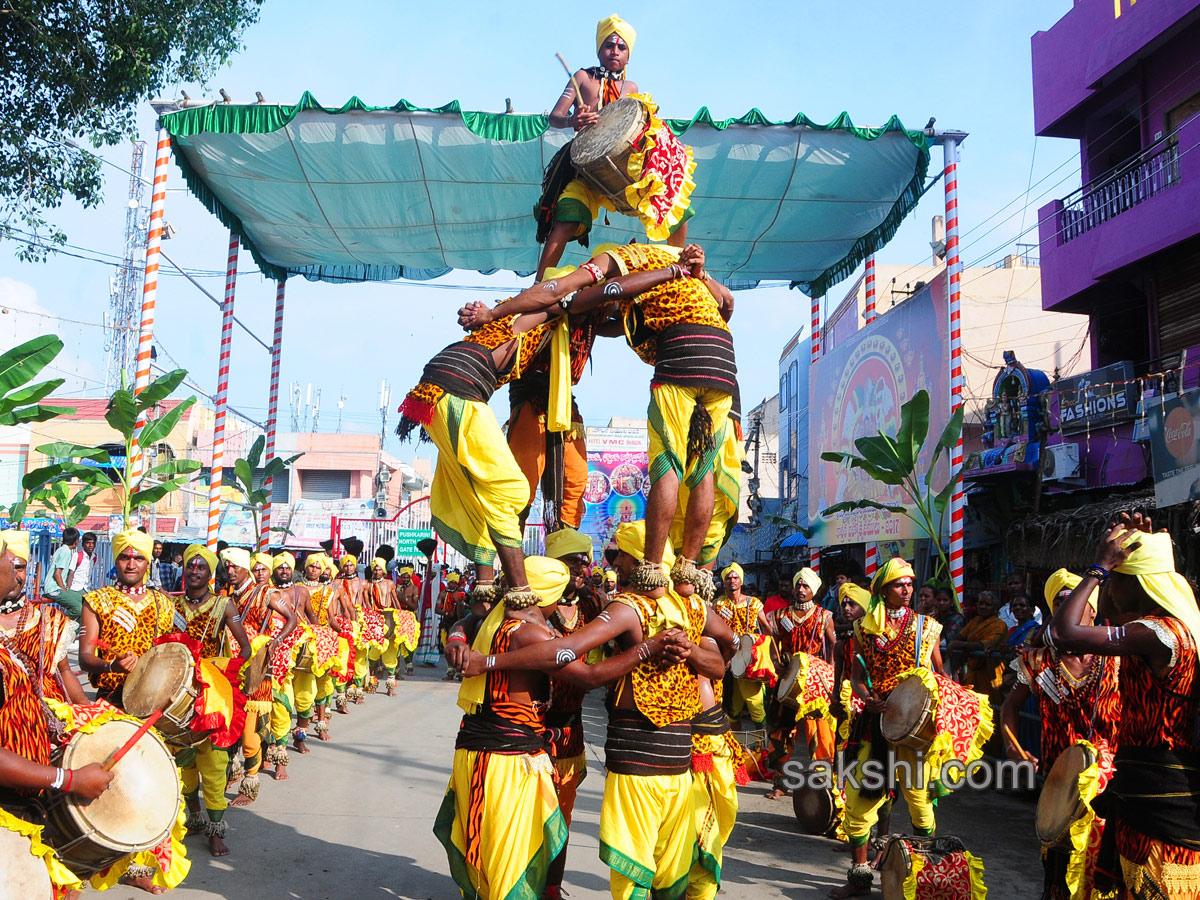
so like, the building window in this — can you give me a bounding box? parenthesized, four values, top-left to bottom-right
(789, 361, 799, 408)
(779, 374, 789, 410)
(299, 469, 352, 500)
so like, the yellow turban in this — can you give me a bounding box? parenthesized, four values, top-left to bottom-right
(340, 554, 357, 568)
(399, 566, 414, 576)
(272, 552, 296, 572)
(1044, 568, 1097, 613)
(1116, 530, 1200, 648)
(793, 567, 822, 595)
(447, 572, 461, 583)
(252, 552, 273, 572)
(220, 547, 251, 571)
(526, 556, 571, 607)
(870, 557, 915, 595)
(323, 555, 338, 576)
(112, 529, 154, 583)
(613, 520, 674, 569)
(183, 544, 217, 576)
(304, 553, 327, 572)
(596, 14, 636, 54)
(838, 583, 872, 613)
(722, 563, 744, 582)
(458, 556, 571, 716)
(0, 529, 30, 562)
(545, 528, 593, 562)
(860, 558, 917, 637)
(372, 557, 388, 572)
(604, 570, 617, 582)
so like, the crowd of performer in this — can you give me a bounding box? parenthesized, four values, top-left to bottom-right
(0, 525, 435, 897)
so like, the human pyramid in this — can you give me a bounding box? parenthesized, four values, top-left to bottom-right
(0, 524, 428, 896)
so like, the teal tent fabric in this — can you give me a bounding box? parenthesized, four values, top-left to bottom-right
(162, 93, 931, 295)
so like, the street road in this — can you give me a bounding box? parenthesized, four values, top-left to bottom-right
(131, 667, 1041, 900)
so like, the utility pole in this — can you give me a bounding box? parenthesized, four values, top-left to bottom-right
(311, 388, 322, 433)
(105, 141, 147, 392)
(378, 379, 390, 446)
(289, 381, 301, 432)
(336, 388, 348, 433)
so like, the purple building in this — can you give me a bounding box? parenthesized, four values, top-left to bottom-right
(1034, 0, 1200, 362)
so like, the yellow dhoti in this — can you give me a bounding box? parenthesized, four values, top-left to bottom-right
(600, 771, 703, 900)
(426, 393, 528, 566)
(648, 383, 733, 493)
(434, 748, 567, 900)
(842, 741, 935, 846)
(689, 750, 740, 900)
(669, 419, 742, 565)
(179, 739, 229, 820)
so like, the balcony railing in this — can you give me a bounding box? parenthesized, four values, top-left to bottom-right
(1060, 139, 1181, 243)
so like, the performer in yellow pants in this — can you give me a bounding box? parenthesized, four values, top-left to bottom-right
(178, 740, 230, 853)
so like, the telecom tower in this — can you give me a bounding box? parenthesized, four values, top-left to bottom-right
(104, 141, 147, 392)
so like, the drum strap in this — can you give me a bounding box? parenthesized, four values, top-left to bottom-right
(913, 615, 925, 664)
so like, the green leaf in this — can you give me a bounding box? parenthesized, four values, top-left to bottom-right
(137, 397, 195, 449)
(246, 435, 265, 470)
(0, 404, 76, 426)
(896, 390, 930, 470)
(4, 378, 64, 407)
(821, 499, 907, 516)
(820, 450, 859, 465)
(34, 442, 111, 463)
(0, 336, 64, 395)
(932, 468, 967, 515)
(3, 500, 29, 523)
(855, 435, 909, 476)
(233, 458, 254, 493)
(105, 389, 139, 437)
(130, 481, 182, 508)
(136, 369, 188, 411)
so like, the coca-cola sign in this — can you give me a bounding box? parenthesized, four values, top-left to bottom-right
(1148, 387, 1200, 508)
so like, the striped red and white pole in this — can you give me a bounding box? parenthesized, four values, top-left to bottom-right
(944, 136, 966, 603)
(864, 254, 877, 325)
(258, 280, 286, 551)
(809, 292, 822, 577)
(864, 542, 878, 579)
(207, 231, 239, 552)
(127, 127, 171, 514)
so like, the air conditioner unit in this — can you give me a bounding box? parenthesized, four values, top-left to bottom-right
(1042, 443, 1081, 482)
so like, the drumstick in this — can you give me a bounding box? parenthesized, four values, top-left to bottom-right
(101, 710, 163, 772)
(1002, 722, 1034, 762)
(555, 53, 585, 109)
(91, 638, 114, 653)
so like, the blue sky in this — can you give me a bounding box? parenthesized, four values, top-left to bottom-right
(2, 1, 1077, 461)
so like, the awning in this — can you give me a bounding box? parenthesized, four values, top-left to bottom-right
(779, 531, 810, 548)
(162, 93, 932, 294)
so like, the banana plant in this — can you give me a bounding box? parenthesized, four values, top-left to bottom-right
(31, 480, 102, 529)
(226, 434, 302, 550)
(23, 369, 202, 523)
(819, 390, 969, 604)
(0, 336, 76, 527)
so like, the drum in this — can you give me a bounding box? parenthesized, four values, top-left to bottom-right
(792, 785, 838, 837)
(0, 826, 54, 899)
(880, 675, 938, 751)
(729, 635, 757, 678)
(121, 642, 209, 748)
(242, 644, 271, 698)
(776, 652, 834, 711)
(879, 835, 980, 900)
(293, 640, 314, 674)
(569, 97, 649, 214)
(45, 718, 181, 877)
(1036, 743, 1097, 848)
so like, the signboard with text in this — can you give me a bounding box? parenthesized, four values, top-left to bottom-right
(1148, 387, 1200, 508)
(580, 427, 650, 555)
(1050, 361, 1136, 432)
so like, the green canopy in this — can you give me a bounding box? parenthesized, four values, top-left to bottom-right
(163, 92, 932, 295)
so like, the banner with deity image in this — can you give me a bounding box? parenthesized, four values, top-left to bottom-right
(580, 426, 650, 556)
(808, 274, 950, 546)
